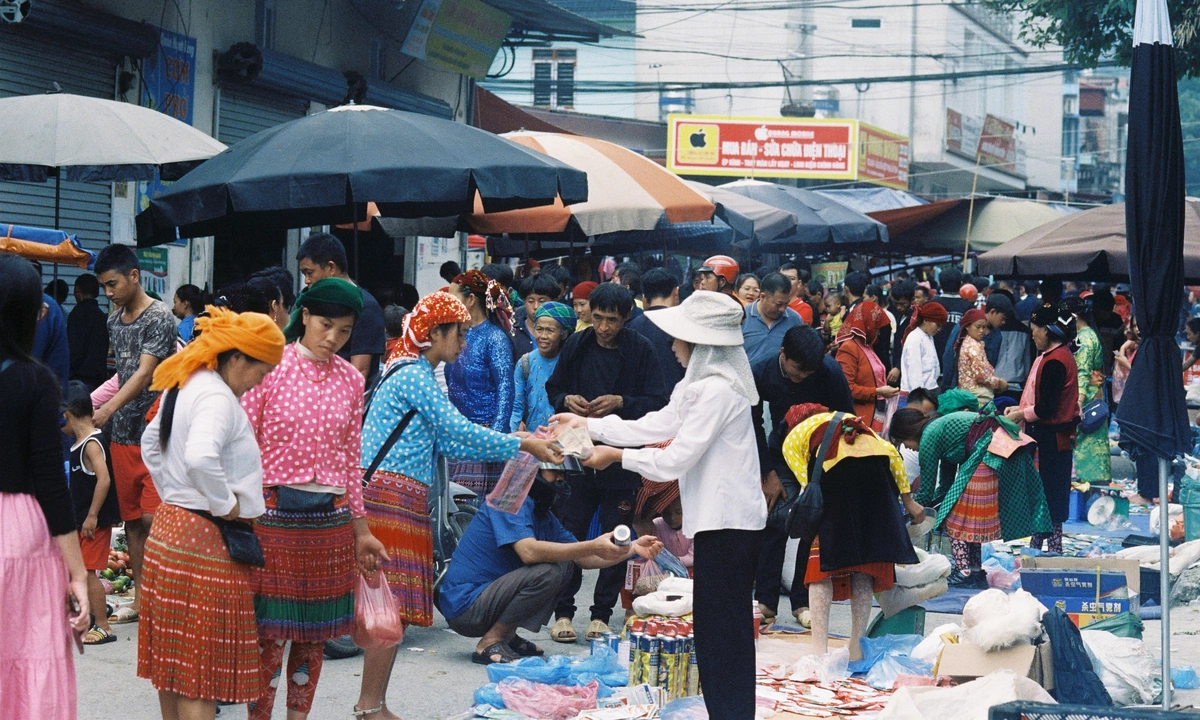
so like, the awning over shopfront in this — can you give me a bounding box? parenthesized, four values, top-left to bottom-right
(14, 0, 159, 58)
(488, 0, 634, 42)
(888, 196, 1073, 253)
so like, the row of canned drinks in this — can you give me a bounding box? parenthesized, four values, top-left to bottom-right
(591, 618, 700, 701)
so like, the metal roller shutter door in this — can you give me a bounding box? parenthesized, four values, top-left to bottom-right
(0, 28, 117, 299)
(217, 85, 308, 145)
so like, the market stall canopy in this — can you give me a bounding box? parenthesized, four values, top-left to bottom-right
(135, 105, 588, 246)
(811, 187, 926, 213)
(977, 199, 1200, 283)
(466, 132, 714, 238)
(0, 92, 227, 182)
(0, 223, 93, 269)
(718, 179, 887, 249)
(683, 180, 800, 245)
(888, 196, 1071, 253)
(487, 0, 634, 42)
(868, 199, 962, 237)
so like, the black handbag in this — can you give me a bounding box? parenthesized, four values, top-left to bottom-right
(1079, 398, 1109, 435)
(786, 412, 845, 543)
(184, 508, 266, 567)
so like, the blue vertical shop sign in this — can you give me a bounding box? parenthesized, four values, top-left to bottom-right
(137, 28, 197, 245)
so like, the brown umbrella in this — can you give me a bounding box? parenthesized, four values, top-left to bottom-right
(977, 199, 1200, 282)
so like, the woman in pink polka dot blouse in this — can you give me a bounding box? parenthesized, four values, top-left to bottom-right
(239, 278, 388, 720)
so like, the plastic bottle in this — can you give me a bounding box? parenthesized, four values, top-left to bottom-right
(628, 619, 645, 684)
(645, 621, 661, 686)
(686, 623, 699, 697)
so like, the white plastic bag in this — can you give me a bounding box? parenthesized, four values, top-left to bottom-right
(789, 646, 850, 684)
(656, 576, 694, 595)
(1081, 630, 1161, 706)
(631, 589, 692, 618)
(910, 623, 961, 665)
(961, 589, 1043, 652)
(894, 550, 952, 588)
(879, 669, 1054, 720)
(877, 578, 949, 618)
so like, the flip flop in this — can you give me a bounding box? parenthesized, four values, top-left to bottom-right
(109, 606, 139, 624)
(508, 635, 544, 657)
(83, 625, 117, 645)
(472, 641, 519, 665)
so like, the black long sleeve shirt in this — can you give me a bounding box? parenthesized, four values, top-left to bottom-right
(67, 297, 111, 388)
(751, 354, 856, 479)
(0, 359, 75, 535)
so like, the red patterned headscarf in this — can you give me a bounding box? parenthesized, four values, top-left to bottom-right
(786, 403, 829, 432)
(836, 300, 889, 346)
(386, 291, 470, 365)
(954, 307, 987, 354)
(454, 269, 514, 334)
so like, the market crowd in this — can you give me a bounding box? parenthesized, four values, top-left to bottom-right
(0, 235, 1176, 720)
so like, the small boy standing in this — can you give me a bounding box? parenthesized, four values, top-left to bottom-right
(64, 382, 122, 644)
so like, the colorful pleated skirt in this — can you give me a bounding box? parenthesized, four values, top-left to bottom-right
(803, 540, 896, 602)
(363, 471, 434, 627)
(944, 463, 1002, 544)
(447, 459, 506, 498)
(251, 488, 355, 642)
(138, 503, 260, 703)
(0, 492, 76, 720)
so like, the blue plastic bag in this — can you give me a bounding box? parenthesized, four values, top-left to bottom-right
(865, 654, 933, 689)
(1172, 665, 1200, 690)
(486, 655, 572, 685)
(661, 695, 709, 719)
(473, 683, 506, 708)
(847, 634, 924, 673)
(487, 647, 629, 690)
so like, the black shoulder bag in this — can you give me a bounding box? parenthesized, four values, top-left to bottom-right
(786, 412, 845, 544)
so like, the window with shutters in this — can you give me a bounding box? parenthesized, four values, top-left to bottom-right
(531, 48, 577, 110)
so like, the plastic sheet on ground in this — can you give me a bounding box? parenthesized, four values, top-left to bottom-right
(847, 635, 923, 674)
(790, 646, 851, 684)
(660, 695, 709, 720)
(878, 669, 1055, 720)
(486, 646, 627, 693)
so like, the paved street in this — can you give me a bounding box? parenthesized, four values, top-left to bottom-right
(76, 571, 1200, 718)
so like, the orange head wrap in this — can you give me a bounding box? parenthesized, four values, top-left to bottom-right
(150, 306, 285, 391)
(386, 291, 470, 365)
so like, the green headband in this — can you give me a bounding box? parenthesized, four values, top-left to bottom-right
(283, 277, 363, 341)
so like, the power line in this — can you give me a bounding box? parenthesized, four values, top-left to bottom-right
(482, 60, 1119, 94)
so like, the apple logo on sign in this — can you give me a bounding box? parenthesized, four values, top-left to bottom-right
(689, 129, 707, 148)
(754, 125, 769, 142)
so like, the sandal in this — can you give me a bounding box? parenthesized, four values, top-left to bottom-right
(509, 635, 544, 657)
(83, 625, 117, 645)
(472, 640, 519, 665)
(585, 619, 609, 640)
(793, 608, 812, 629)
(351, 704, 383, 718)
(551, 617, 577, 643)
(109, 606, 138, 624)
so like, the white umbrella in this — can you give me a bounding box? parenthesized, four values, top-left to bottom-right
(0, 92, 226, 185)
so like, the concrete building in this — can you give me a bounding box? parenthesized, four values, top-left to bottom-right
(1061, 68, 1129, 203)
(0, 0, 618, 308)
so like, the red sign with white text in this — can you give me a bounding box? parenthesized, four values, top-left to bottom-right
(667, 115, 858, 180)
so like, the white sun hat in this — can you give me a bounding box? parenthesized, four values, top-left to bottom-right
(646, 290, 744, 346)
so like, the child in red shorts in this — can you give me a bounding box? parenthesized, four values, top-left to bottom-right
(64, 382, 122, 644)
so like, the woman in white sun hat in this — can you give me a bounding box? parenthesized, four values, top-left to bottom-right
(552, 290, 766, 720)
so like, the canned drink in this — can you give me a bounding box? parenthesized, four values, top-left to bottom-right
(590, 637, 606, 655)
(661, 626, 679, 700)
(608, 632, 620, 655)
(628, 621, 645, 685)
(686, 624, 699, 697)
(645, 623, 660, 687)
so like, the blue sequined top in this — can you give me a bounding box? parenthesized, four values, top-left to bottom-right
(361, 356, 520, 485)
(445, 321, 514, 432)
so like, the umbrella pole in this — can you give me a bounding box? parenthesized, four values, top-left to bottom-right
(1160, 455, 1172, 711)
(963, 151, 982, 272)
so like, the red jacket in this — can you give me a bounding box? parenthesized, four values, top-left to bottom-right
(836, 339, 883, 427)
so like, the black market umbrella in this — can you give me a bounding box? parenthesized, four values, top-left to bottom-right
(682, 180, 800, 245)
(135, 104, 588, 247)
(1114, 1, 1188, 709)
(718, 179, 888, 250)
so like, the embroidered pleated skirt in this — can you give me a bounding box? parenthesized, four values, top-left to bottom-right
(363, 470, 434, 627)
(251, 488, 356, 641)
(138, 503, 260, 702)
(944, 463, 1002, 544)
(447, 459, 506, 498)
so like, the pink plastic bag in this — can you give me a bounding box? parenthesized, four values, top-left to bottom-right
(497, 678, 599, 720)
(486, 451, 541, 514)
(352, 572, 404, 650)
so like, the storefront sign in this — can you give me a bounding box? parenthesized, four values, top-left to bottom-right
(946, 108, 1017, 173)
(401, 0, 512, 79)
(136, 247, 170, 297)
(667, 115, 858, 180)
(811, 261, 848, 287)
(137, 27, 197, 247)
(978, 114, 1018, 173)
(857, 123, 909, 190)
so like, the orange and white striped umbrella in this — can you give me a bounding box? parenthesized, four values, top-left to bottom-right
(467, 132, 714, 237)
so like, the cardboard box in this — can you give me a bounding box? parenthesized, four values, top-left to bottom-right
(1036, 596, 1132, 629)
(1018, 557, 1140, 595)
(936, 640, 1054, 691)
(1019, 568, 1129, 598)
